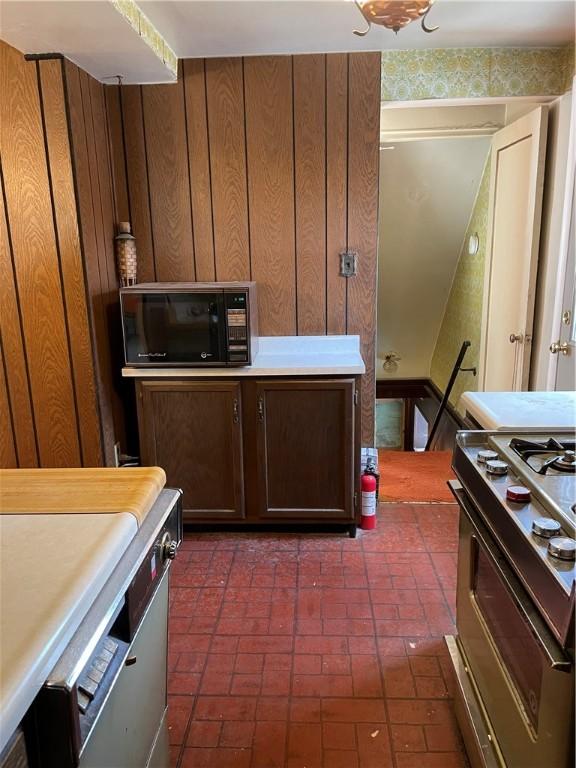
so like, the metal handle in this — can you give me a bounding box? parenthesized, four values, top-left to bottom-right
(160, 531, 177, 563)
(257, 396, 264, 422)
(550, 341, 569, 356)
(233, 398, 239, 423)
(448, 481, 571, 671)
(509, 333, 523, 343)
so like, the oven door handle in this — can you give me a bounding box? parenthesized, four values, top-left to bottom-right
(449, 480, 572, 672)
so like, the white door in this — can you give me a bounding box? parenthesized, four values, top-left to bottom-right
(553, 179, 575, 390)
(480, 107, 548, 391)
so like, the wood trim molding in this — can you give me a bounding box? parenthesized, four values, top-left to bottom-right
(376, 378, 430, 399)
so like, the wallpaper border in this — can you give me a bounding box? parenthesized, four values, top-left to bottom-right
(381, 46, 574, 101)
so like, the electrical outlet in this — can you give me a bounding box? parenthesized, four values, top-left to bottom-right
(339, 250, 358, 277)
(113, 442, 121, 467)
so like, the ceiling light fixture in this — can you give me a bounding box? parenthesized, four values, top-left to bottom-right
(353, 0, 439, 36)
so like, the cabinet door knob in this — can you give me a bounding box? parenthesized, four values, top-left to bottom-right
(233, 398, 240, 423)
(257, 396, 264, 422)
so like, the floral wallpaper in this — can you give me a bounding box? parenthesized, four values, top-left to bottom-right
(381, 46, 574, 101)
(430, 157, 491, 411)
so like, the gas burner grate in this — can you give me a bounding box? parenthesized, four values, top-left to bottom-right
(510, 437, 576, 475)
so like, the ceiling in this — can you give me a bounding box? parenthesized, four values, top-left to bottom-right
(1, 1, 574, 83)
(142, 0, 575, 58)
(0, 1, 175, 82)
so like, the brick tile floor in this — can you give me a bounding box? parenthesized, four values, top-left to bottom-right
(168, 503, 468, 768)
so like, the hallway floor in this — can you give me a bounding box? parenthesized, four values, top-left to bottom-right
(168, 504, 468, 768)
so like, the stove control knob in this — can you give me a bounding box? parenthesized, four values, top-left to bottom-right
(486, 460, 508, 476)
(160, 532, 178, 563)
(477, 450, 499, 465)
(532, 517, 561, 538)
(506, 486, 531, 503)
(547, 537, 576, 561)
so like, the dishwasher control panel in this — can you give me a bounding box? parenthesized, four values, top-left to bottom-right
(77, 637, 119, 715)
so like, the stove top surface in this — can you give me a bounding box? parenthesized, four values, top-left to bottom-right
(488, 432, 576, 532)
(454, 430, 575, 595)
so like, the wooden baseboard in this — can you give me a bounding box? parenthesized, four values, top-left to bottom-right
(376, 377, 467, 451)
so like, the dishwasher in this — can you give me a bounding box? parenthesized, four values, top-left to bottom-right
(23, 489, 182, 768)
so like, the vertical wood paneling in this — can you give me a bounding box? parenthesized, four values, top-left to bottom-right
(326, 54, 348, 336)
(65, 62, 101, 301)
(205, 58, 250, 281)
(0, 163, 37, 467)
(293, 54, 326, 334)
(0, 341, 17, 468)
(347, 53, 381, 444)
(104, 85, 130, 223)
(183, 59, 215, 281)
(244, 56, 296, 335)
(88, 77, 128, 451)
(78, 68, 118, 464)
(0, 43, 81, 467)
(121, 85, 155, 282)
(104, 52, 381, 443)
(143, 80, 195, 281)
(79, 71, 108, 296)
(89, 77, 118, 296)
(65, 59, 117, 464)
(40, 60, 102, 467)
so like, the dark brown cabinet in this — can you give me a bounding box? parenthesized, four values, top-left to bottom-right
(254, 380, 355, 521)
(136, 376, 360, 532)
(137, 381, 245, 520)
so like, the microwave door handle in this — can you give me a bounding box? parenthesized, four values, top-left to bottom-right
(450, 482, 571, 672)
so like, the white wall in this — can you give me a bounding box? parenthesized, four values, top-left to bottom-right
(377, 137, 490, 378)
(530, 91, 573, 389)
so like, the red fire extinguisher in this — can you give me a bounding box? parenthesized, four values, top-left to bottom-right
(360, 471, 377, 530)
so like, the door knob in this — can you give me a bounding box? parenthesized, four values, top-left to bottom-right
(549, 341, 569, 355)
(509, 333, 523, 343)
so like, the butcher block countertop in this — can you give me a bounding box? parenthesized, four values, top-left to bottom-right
(460, 390, 576, 430)
(0, 467, 166, 526)
(0, 467, 166, 753)
(122, 335, 365, 378)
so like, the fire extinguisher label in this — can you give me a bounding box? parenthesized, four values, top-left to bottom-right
(361, 491, 376, 515)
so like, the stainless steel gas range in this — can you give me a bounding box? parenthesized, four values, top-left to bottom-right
(446, 430, 575, 768)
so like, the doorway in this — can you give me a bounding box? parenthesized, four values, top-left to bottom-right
(375, 95, 562, 457)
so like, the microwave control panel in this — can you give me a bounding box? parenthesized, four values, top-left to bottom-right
(225, 292, 249, 362)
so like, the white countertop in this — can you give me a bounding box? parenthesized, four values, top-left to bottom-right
(460, 390, 576, 431)
(122, 335, 365, 378)
(0, 513, 137, 753)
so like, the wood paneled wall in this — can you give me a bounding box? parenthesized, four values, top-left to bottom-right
(63, 57, 127, 463)
(0, 41, 123, 467)
(106, 53, 380, 442)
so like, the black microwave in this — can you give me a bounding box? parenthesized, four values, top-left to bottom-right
(120, 282, 258, 367)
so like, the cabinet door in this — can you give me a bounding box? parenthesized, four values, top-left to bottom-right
(255, 379, 355, 520)
(138, 381, 244, 520)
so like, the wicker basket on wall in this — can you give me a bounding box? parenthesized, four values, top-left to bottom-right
(115, 222, 137, 287)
